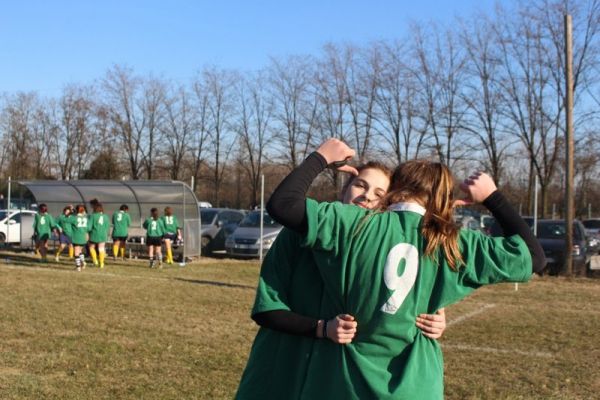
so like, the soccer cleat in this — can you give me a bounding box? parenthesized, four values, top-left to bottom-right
(55, 255, 60, 262)
(76, 266, 81, 272)
(100, 263, 104, 269)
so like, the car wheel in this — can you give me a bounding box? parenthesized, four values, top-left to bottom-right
(201, 236, 212, 256)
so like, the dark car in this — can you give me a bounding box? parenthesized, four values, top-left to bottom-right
(536, 219, 591, 275)
(200, 208, 246, 255)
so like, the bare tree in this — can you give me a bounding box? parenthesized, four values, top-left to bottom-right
(459, 15, 511, 184)
(0, 92, 41, 178)
(375, 40, 427, 164)
(233, 72, 273, 207)
(161, 84, 193, 180)
(51, 85, 98, 179)
(191, 78, 211, 192)
(102, 65, 146, 179)
(412, 24, 469, 167)
(139, 77, 167, 179)
(268, 56, 317, 169)
(201, 67, 236, 206)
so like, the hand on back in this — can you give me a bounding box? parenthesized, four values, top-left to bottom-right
(326, 314, 358, 344)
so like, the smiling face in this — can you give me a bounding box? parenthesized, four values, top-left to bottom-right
(342, 167, 391, 210)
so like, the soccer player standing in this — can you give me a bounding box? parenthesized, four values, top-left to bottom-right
(88, 202, 110, 268)
(143, 208, 165, 268)
(161, 206, 182, 265)
(112, 204, 131, 261)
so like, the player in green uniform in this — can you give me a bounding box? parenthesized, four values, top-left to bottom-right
(55, 206, 74, 261)
(112, 204, 131, 260)
(143, 208, 166, 268)
(88, 202, 110, 268)
(69, 204, 90, 272)
(259, 138, 545, 399)
(33, 204, 58, 262)
(161, 206, 182, 265)
(236, 162, 447, 399)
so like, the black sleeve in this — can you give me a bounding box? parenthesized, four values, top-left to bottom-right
(266, 152, 328, 235)
(483, 191, 546, 274)
(252, 310, 318, 338)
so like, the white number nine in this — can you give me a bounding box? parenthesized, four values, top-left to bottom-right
(380, 243, 419, 314)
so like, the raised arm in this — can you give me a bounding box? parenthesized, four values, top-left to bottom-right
(267, 139, 357, 234)
(459, 172, 546, 274)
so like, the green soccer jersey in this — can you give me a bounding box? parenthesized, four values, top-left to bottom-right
(56, 214, 73, 237)
(236, 228, 328, 399)
(89, 212, 110, 243)
(161, 215, 180, 234)
(33, 213, 57, 240)
(143, 217, 165, 237)
(112, 210, 131, 237)
(69, 213, 89, 245)
(291, 199, 532, 400)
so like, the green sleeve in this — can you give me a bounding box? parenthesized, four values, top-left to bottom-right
(428, 230, 533, 310)
(301, 198, 366, 253)
(142, 218, 149, 230)
(251, 228, 300, 316)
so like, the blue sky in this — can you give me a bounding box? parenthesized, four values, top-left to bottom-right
(1, 1, 499, 96)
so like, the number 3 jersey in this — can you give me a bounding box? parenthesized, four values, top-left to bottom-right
(295, 199, 532, 400)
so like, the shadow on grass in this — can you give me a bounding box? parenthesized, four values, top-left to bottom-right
(173, 277, 255, 290)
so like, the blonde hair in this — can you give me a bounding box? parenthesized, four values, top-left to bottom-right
(384, 160, 463, 269)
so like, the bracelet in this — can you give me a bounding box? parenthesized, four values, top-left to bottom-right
(322, 319, 328, 339)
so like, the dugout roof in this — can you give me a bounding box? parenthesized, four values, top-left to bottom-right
(16, 180, 199, 228)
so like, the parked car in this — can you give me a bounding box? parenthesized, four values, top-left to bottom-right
(225, 210, 283, 258)
(0, 209, 37, 243)
(536, 219, 591, 275)
(200, 208, 246, 254)
(582, 218, 600, 238)
(489, 215, 535, 236)
(198, 201, 213, 208)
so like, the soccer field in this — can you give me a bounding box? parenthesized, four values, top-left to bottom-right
(0, 251, 598, 399)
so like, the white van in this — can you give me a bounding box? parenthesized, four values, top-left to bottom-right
(0, 209, 37, 243)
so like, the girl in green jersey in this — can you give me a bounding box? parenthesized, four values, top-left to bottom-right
(161, 206, 182, 265)
(112, 204, 131, 260)
(88, 202, 110, 268)
(143, 208, 165, 268)
(55, 206, 74, 261)
(69, 204, 89, 272)
(33, 203, 58, 262)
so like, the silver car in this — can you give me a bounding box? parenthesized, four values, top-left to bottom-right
(225, 210, 283, 258)
(200, 208, 246, 255)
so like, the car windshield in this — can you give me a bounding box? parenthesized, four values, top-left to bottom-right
(537, 222, 582, 240)
(239, 211, 281, 228)
(200, 210, 217, 224)
(583, 220, 600, 229)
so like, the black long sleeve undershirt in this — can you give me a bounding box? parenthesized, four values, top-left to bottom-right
(258, 152, 546, 336)
(252, 310, 318, 338)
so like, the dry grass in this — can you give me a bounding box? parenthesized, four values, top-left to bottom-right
(0, 250, 598, 399)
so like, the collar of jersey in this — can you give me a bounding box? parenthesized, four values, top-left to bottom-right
(387, 202, 426, 216)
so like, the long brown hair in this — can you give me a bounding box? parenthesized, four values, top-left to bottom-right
(384, 160, 463, 269)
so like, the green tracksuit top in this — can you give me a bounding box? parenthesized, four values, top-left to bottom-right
(89, 212, 110, 243)
(112, 210, 131, 238)
(143, 217, 165, 238)
(68, 213, 89, 245)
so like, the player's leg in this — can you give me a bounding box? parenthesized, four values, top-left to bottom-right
(98, 242, 106, 268)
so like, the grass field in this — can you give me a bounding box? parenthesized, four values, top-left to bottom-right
(0, 250, 599, 399)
